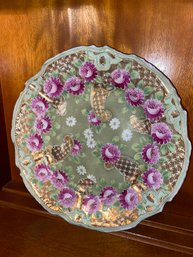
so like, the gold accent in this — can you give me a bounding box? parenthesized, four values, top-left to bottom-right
(130, 115, 151, 134)
(32, 135, 74, 165)
(146, 206, 154, 212)
(90, 84, 112, 122)
(147, 193, 155, 203)
(104, 162, 113, 170)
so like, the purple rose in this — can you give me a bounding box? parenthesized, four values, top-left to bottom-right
(79, 62, 97, 81)
(31, 96, 49, 116)
(51, 171, 69, 189)
(58, 188, 77, 208)
(142, 168, 163, 190)
(142, 143, 160, 165)
(88, 111, 101, 127)
(43, 77, 64, 98)
(26, 134, 43, 151)
(82, 195, 100, 214)
(151, 122, 172, 144)
(101, 143, 121, 164)
(125, 88, 145, 106)
(34, 115, 52, 134)
(65, 76, 85, 95)
(34, 164, 52, 182)
(71, 140, 82, 156)
(143, 99, 164, 121)
(110, 69, 131, 89)
(100, 186, 117, 205)
(119, 188, 139, 210)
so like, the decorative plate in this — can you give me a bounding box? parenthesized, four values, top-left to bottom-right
(12, 46, 191, 232)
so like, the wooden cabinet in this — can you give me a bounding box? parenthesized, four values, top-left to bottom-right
(0, 1, 193, 256)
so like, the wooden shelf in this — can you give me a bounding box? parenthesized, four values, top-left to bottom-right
(0, 180, 193, 256)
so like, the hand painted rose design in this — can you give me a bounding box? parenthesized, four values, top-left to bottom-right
(151, 122, 172, 144)
(58, 188, 77, 208)
(143, 99, 164, 121)
(71, 140, 82, 156)
(43, 77, 64, 98)
(88, 111, 101, 127)
(35, 164, 52, 182)
(142, 144, 160, 165)
(100, 186, 117, 205)
(82, 195, 100, 214)
(31, 96, 49, 116)
(65, 76, 85, 95)
(142, 168, 163, 190)
(51, 171, 69, 189)
(101, 143, 121, 164)
(26, 134, 43, 151)
(125, 88, 144, 106)
(110, 69, 130, 89)
(34, 115, 52, 134)
(79, 62, 97, 81)
(119, 188, 139, 210)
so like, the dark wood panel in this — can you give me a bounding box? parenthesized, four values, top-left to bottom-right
(0, 83, 11, 187)
(0, 205, 192, 257)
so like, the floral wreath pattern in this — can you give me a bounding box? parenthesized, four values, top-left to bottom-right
(12, 46, 190, 232)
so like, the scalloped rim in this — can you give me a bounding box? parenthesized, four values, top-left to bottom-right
(11, 45, 192, 232)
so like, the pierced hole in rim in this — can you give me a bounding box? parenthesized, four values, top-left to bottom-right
(100, 56, 106, 65)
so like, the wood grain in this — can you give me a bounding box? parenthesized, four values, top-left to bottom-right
(0, 204, 192, 257)
(0, 83, 11, 188)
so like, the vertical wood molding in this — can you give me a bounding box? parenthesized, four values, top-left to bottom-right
(0, 81, 11, 187)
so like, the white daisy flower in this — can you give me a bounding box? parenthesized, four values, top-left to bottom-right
(83, 128, 93, 139)
(86, 138, 96, 149)
(87, 174, 97, 183)
(76, 165, 87, 175)
(121, 128, 133, 142)
(109, 118, 120, 130)
(66, 116, 77, 127)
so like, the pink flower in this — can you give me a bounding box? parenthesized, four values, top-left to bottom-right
(31, 96, 49, 116)
(151, 122, 172, 144)
(26, 134, 43, 151)
(51, 171, 69, 189)
(34, 164, 52, 182)
(88, 111, 101, 127)
(43, 77, 64, 98)
(142, 168, 163, 190)
(101, 143, 121, 164)
(125, 88, 144, 106)
(71, 140, 82, 156)
(110, 69, 130, 89)
(143, 99, 164, 121)
(65, 76, 85, 95)
(34, 115, 52, 134)
(100, 186, 117, 205)
(82, 195, 100, 214)
(79, 62, 97, 81)
(119, 188, 139, 210)
(142, 144, 160, 165)
(58, 188, 77, 208)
